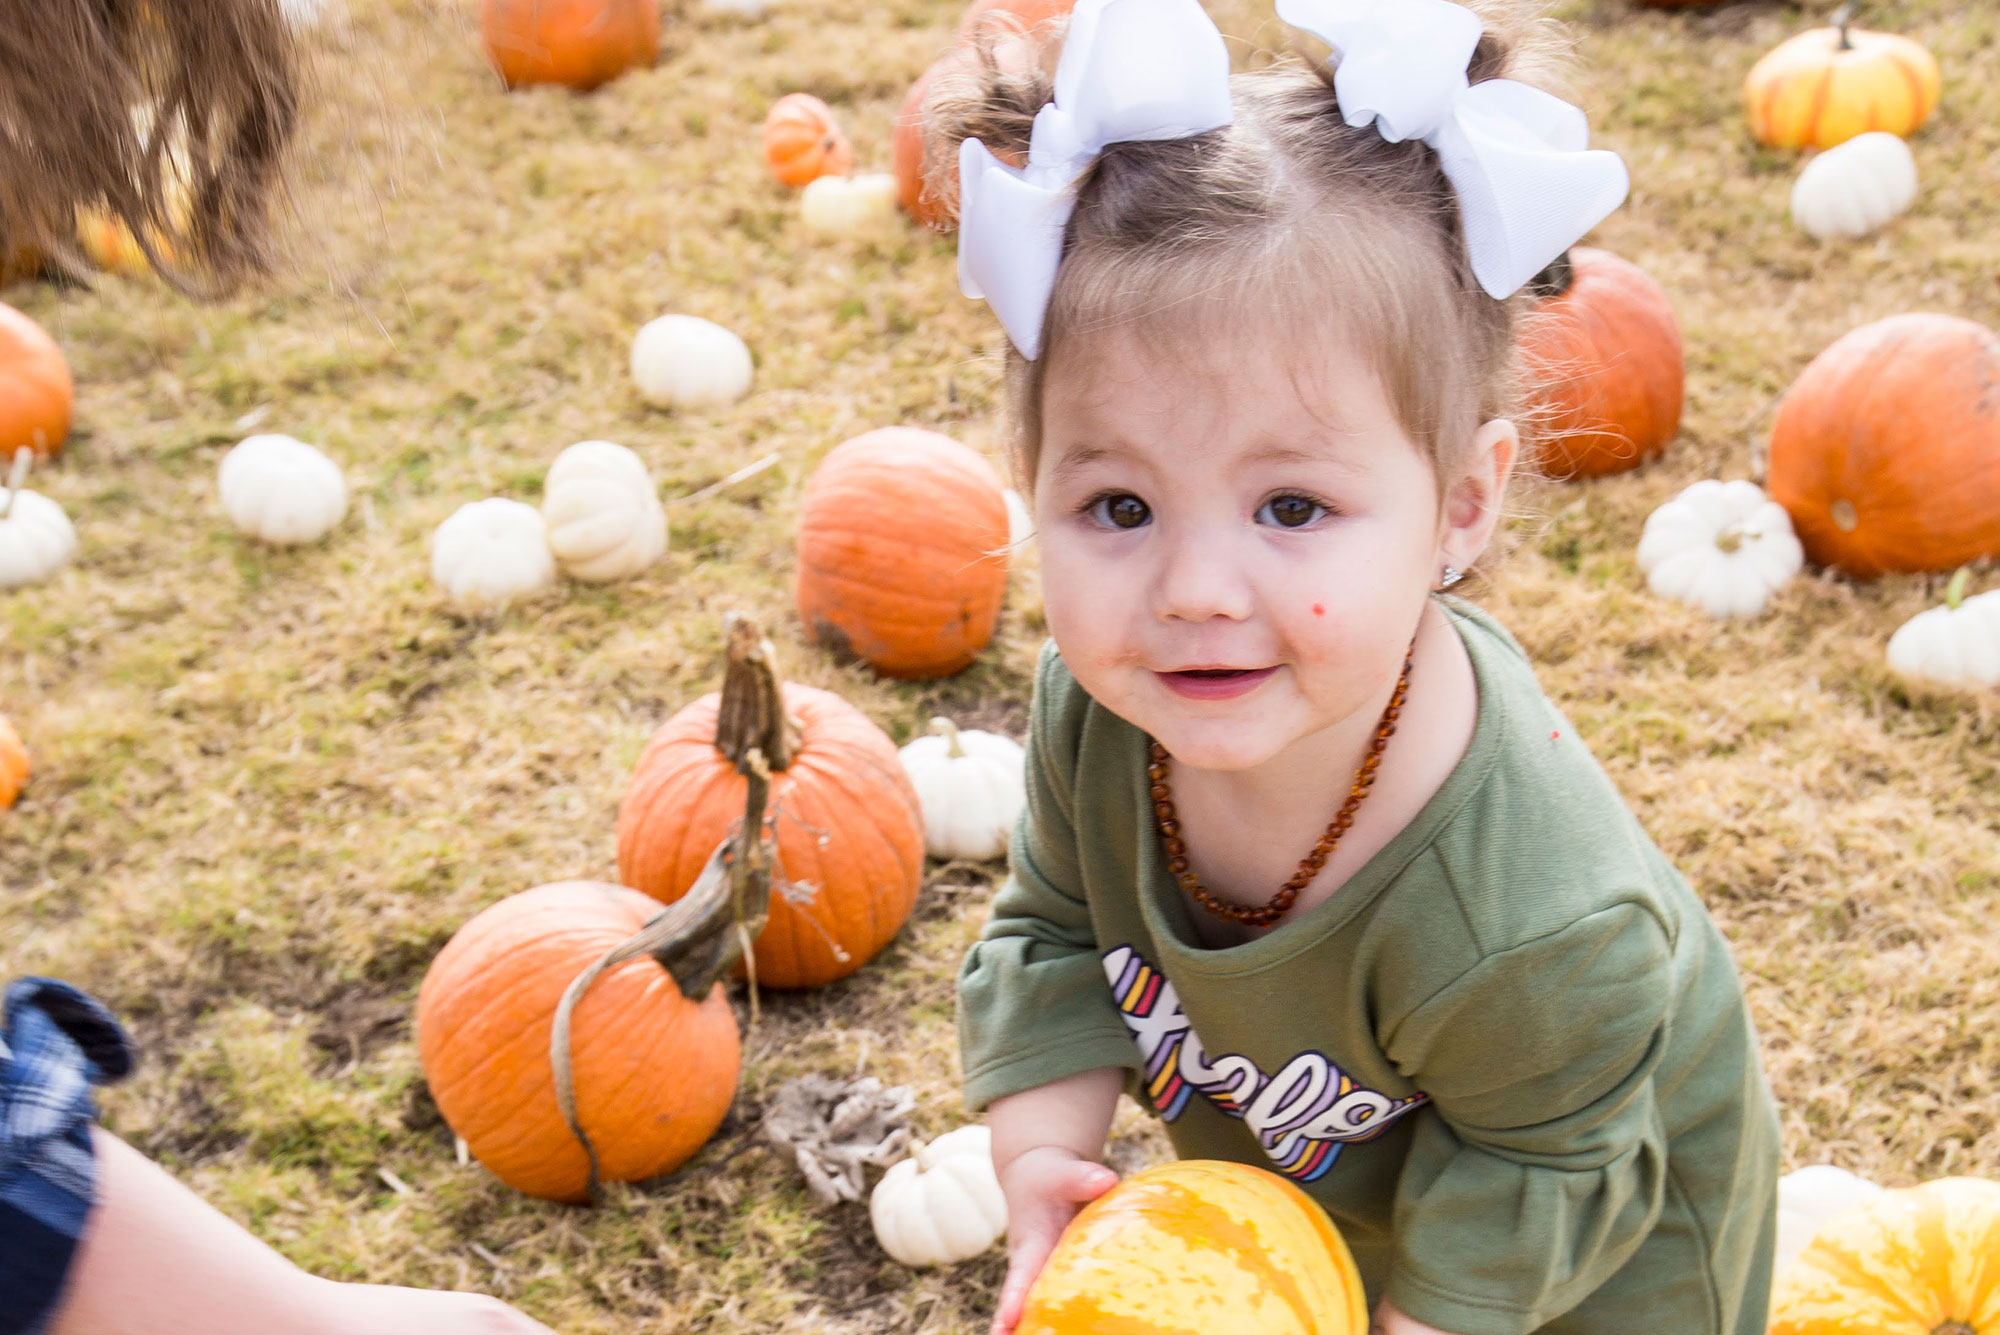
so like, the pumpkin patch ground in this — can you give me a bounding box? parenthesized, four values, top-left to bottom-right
(4, 0, 2000, 1331)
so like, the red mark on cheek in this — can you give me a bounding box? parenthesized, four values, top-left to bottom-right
(1311, 603, 1325, 617)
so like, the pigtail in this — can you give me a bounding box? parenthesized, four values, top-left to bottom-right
(918, 21, 1065, 227)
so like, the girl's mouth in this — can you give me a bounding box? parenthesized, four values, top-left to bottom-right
(1154, 666, 1278, 700)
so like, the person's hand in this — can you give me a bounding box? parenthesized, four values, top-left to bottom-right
(988, 1146, 1118, 1335)
(311, 1280, 558, 1335)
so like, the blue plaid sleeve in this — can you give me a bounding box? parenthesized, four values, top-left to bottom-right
(0, 978, 136, 1335)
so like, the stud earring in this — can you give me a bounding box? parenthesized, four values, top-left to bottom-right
(1437, 565, 1463, 590)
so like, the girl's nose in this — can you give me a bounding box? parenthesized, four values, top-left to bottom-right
(1150, 529, 1254, 624)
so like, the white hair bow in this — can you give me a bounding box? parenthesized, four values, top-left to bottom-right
(1276, 0, 1629, 299)
(957, 0, 1233, 360)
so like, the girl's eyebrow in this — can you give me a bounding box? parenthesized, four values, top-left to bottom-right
(1046, 442, 1146, 486)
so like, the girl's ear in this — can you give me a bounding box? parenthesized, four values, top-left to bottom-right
(1437, 417, 1518, 575)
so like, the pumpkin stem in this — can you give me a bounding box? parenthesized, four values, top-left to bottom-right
(931, 716, 965, 759)
(1525, 249, 1575, 300)
(0, 448, 30, 522)
(1933, 1324, 1976, 1335)
(1833, 2, 1855, 49)
(550, 614, 783, 1204)
(1946, 567, 1970, 611)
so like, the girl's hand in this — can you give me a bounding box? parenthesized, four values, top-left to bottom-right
(989, 1146, 1118, 1335)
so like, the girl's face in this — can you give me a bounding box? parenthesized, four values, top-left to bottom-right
(1033, 325, 1506, 775)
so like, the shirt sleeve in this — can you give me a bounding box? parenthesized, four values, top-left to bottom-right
(956, 646, 1141, 1113)
(1381, 902, 1676, 1335)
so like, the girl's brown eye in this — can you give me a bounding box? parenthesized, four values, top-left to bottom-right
(1262, 494, 1321, 528)
(1101, 494, 1150, 529)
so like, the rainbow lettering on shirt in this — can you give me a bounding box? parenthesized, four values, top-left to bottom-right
(1102, 944, 1429, 1183)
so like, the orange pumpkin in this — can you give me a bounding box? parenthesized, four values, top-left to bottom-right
(479, 0, 660, 92)
(893, 60, 958, 231)
(763, 94, 853, 189)
(617, 679, 924, 990)
(1517, 248, 1684, 480)
(795, 427, 1010, 678)
(956, 0, 1076, 44)
(1744, 16, 1941, 151)
(416, 880, 740, 1204)
(1770, 1177, 2000, 1334)
(1767, 313, 2000, 579)
(0, 716, 29, 810)
(0, 303, 73, 462)
(1020, 1161, 1369, 1334)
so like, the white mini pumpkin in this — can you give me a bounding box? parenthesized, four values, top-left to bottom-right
(0, 450, 77, 589)
(1775, 1164, 1884, 1277)
(1886, 570, 2000, 690)
(1635, 479, 1803, 619)
(630, 314, 753, 410)
(1790, 132, 1919, 241)
(431, 498, 556, 610)
(800, 173, 899, 235)
(540, 440, 667, 583)
(869, 1124, 1009, 1268)
(898, 717, 1026, 862)
(217, 433, 349, 545)
(1003, 487, 1033, 548)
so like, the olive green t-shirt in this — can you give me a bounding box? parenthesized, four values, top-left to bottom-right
(957, 599, 1780, 1335)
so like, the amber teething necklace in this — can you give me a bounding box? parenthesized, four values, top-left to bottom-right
(1147, 639, 1416, 928)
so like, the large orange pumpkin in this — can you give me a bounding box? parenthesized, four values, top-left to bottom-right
(617, 679, 924, 990)
(1517, 248, 1684, 480)
(1771, 1177, 2000, 1334)
(479, 0, 660, 91)
(795, 427, 1010, 679)
(763, 94, 853, 189)
(0, 716, 28, 810)
(893, 60, 958, 231)
(1767, 313, 2000, 579)
(1020, 1161, 1369, 1334)
(0, 303, 73, 462)
(956, 0, 1076, 44)
(416, 880, 739, 1204)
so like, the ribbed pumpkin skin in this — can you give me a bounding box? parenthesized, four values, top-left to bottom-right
(1771, 1177, 2000, 1334)
(616, 683, 924, 989)
(764, 94, 853, 189)
(415, 881, 738, 1204)
(0, 302, 73, 461)
(1767, 313, 2000, 579)
(0, 716, 28, 810)
(795, 427, 1010, 679)
(1745, 27, 1941, 150)
(1518, 248, 1684, 480)
(479, 0, 659, 92)
(1020, 1161, 1369, 1335)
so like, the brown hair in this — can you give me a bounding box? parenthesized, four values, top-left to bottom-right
(0, 0, 299, 298)
(925, 4, 1566, 498)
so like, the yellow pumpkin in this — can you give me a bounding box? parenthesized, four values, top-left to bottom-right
(1744, 16, 1941, 150)
(1019, 1160, 1367, 1334)
(1770, 1177, 2000, 1335)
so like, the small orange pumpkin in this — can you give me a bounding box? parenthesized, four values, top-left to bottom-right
(0, 303, 73, 462)
(416, 880, 739, 1203)
(956, 0, 1076, 44)
(479, 0, 660, 92)
(1770, 1177, 2000, 1334)
(795, 427, 1010, 678)
(0, 716, 29, 810)
(1744, 14, 1941, 151)
(1767, 313, 2000, 579)
(617, 662, 924, 990)
(763, 94, 853, 189)
(1020, 1161, 1368, 1334)
(893, 60, 958, 231)
(1517, 248, 1684, 480)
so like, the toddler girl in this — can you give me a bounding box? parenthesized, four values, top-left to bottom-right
(941, 1, 1781, 1332)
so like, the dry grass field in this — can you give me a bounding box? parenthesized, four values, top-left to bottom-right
(4, 0, 1999, 1329)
